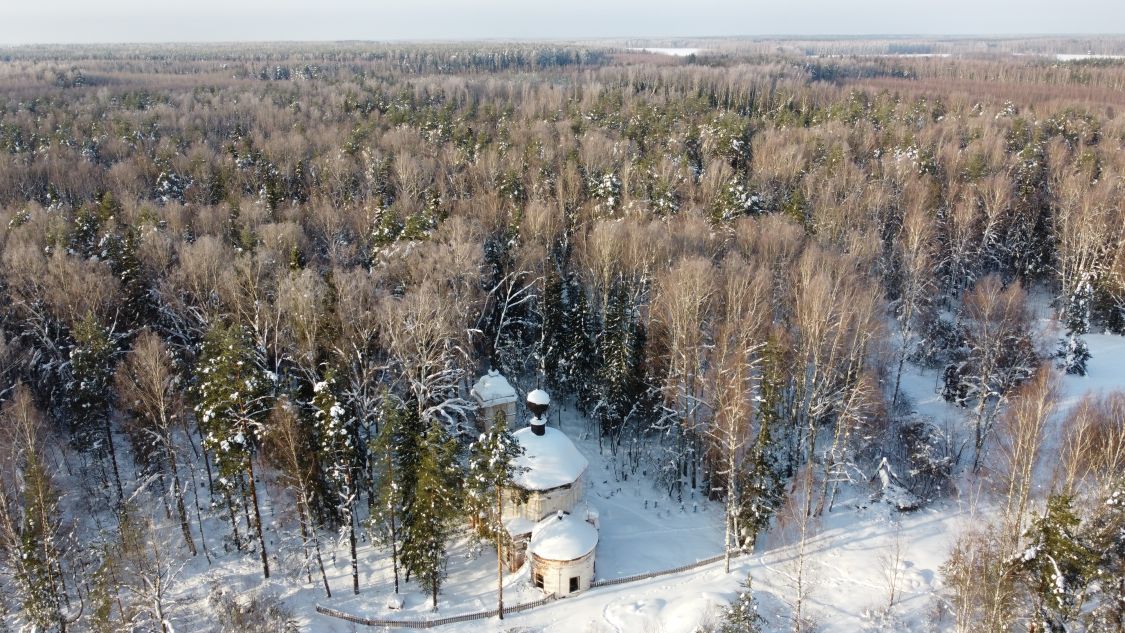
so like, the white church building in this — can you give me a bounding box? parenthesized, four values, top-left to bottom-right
(480, 381, 598, 597)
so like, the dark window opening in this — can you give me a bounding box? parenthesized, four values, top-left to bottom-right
(534, 573, 544, 589)
(569, 576, 580, 592)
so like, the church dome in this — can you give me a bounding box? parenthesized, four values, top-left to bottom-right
(529, 511, 598, 561)
(511, 425, 588, 491)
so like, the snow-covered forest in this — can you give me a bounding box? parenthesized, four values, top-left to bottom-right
(0, 38, 1123, 632)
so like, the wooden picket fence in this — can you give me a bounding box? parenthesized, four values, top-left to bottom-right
(315, 550, 740, 629)
(315, 594, 557, 629)
(589, 551, 732, 589)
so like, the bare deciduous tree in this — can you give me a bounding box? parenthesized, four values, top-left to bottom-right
(705, 258, 770, 571)
(115, 329, 197, 557)
(959, 275, 1037, 471)
(261, 399, 333, 598)
(990, 366, 1058, 550)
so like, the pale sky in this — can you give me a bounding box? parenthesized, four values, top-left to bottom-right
(1, 0, 1122, 45)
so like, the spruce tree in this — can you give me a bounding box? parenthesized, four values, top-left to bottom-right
(68, 312, 123, 501)
(538, 264, 566, 387)
(720, 573, 765, 633)
(467, 411, 524, 618)
(370, 208, 402, 254)
(1084, 482, 1124, 631)
(1057, 281, 1092, 376)
(1019, 494, 1097, 630)
(195, 323, 274, 578)
(1056, 334, 1091, 376)
(101, 225, 150, 330)
(595, 282, 645, 440)
(401, 421, 462, 609)
(562, 274, 597, 411)
(1, 387, 69, 632)
(370, 398, 421, 594)
(313, 372, 360, 594)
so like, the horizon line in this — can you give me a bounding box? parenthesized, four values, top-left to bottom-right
(4, 33, 1125, 48)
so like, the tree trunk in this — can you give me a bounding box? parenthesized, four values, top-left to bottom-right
(972, 391, 989, 472)
(196, 421, 215, 495)
(227, 494, 242, 551)
(157, 473, 172, 520)
(890, 342, 907, 412)
(299, 492, 332, 598)
(349, 503, 359, 595)
(105, 418, 124, 502)
(187, 458, 211, 564)
(296, 502, 313, 584)
(497, 486, 505, 619)
(386, 454, 401, 594)
(166, 446, 196, 556)
(312, 523, 331, 598)
(725, 449, 736, 574)
(246, 460, 270, 579)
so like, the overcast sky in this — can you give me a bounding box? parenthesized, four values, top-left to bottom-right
(2, 0, 1123, 45)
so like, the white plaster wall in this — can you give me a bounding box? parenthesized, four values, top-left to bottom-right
(503, 472, 585, 522)
(477, 402, 517, 430)
(532, 550, 595, 596)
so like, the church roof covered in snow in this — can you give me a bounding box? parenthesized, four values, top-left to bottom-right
(504, 516, 535, 537)
(529, 512, 598, 561)
(471, 370, 517, 406)
(512, 424, 588, 491)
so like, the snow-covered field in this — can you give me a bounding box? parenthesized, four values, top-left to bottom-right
(301, 402, 729, 629)
(1054, 54, 1125, 61)
(628, 47, 703, 57)
(160, 312, 1125, 633)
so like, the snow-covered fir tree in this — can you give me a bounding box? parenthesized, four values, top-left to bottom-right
(719, 573, 765, 633)
(1018, 494, 1097, 630)
(593, 282, 647, 440)
(312, 372, 361, 594)
(1057, 278, 1093, 375)
(1056, 333, 1091, 376)
(194, 323, 274, 578)
(543, 270, 598, 405)
(467, 410, 524, 618)
(67, 311, 124, 501)
(1080, 482, 1125, 631)
(400, 421, 462, 609)
(538, 264, 567, 385)
(100, 225, 149, 330)
(370, 398, 422, 595)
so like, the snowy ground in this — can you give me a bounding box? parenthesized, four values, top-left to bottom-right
(282, 388, 971, 633)
(627, 47, 702, 57)
(290, 402, 729, 629)
(158, 313, 1125, 633)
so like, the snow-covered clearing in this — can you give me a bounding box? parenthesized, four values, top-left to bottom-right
(1054, 54, 1125, 61)
(628, 47, 703, 57)
(161, 317, 1125, 632)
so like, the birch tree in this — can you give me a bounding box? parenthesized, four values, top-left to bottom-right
(652, 257, 716, 497)
(380, 283, 475, 433)
(115, 329, 197, 556)
(261, 399, 331, 598)
(948, 275, 1037, 471)
(706, 259, 770, 571)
